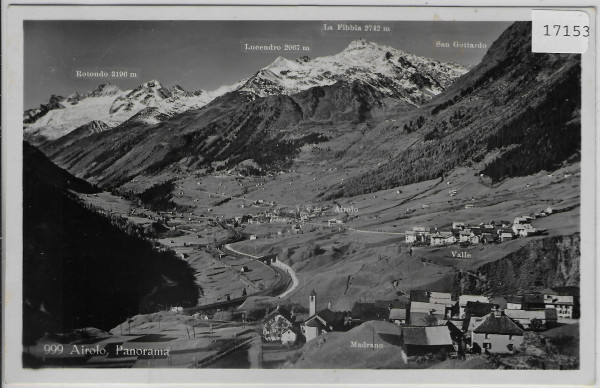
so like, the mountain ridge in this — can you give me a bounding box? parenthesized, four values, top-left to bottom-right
(24, 40, 467, 144)
(326, 22, 581, 198)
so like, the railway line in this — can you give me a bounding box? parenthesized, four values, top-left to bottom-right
(183, 223, 292, 314)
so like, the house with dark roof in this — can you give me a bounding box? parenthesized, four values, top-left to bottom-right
(401, 325, 458, 357)
(409, 312, 445, 326)
(301, 308, 350, 342)
(409, 291, 452, 305)
(489, 296, 508, 310)
(458, 295, 489, 318)
(301, 314, 327, 342)
(300, 291, 350, 342)
(481, 233, 496, 244)
(464, 301, 497, 318)
(522, 294, 546, 310)
(409, 301, 449, 325)
(389, 308, 408, 325)
(410, 290, 431, 303)
(470, 227, 483, 236)
(471, 309, 524, 354)
(374, 298, 410, 310)
(350, 302, 389, 324)
(313, 308, 348, 331)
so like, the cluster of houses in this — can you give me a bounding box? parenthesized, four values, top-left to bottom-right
(405, 212, 551, 247)
(226, 205, 329, 228)
(259, 286, 577, 360)
(219, 204, 352, 240)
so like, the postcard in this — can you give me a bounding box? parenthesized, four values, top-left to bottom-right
(3, 2, 596, 387)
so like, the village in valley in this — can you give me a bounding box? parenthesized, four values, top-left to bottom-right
(257, 284, 578, 367)
(26, 165, 579, 369)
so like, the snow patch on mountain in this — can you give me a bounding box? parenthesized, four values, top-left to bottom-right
(238, 39, 468, 105)
(24, 40, 467, 143)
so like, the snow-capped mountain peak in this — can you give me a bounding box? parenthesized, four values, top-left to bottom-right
(344, 38, 387, 52)
(24, 40, 468, 143)
(239, 40, 468, 103)
(87, 83, 122, 98)
(263, 56, 301, 71)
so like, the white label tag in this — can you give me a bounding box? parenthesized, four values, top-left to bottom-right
(532, 9, 589, 54)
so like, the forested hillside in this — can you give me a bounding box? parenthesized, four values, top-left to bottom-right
(23, 143, 199, 343)
(328, 22, 581, 198)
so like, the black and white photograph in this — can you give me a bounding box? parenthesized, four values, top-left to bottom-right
(2, 3, 597, 386)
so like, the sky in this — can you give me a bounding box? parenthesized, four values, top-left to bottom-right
(24, 20, 512, 109)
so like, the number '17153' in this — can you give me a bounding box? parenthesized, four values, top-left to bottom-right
(544, 24, 589, 37)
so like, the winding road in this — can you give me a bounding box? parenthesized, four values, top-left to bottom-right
(223, 243, 299, 299)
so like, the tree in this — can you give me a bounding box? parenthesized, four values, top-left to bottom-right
(529, 318, 544, 331)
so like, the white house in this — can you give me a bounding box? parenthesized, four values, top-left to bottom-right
(513, 216, 532, 225)
(499, 229, 514, 242)
(281, 327, 299, 345)
(389, 308, 407, 325)
(328, 218, 344, 226)
(303, 290, 320, 342)
(413, 226, 431, 233)
(452, 222, 466, 230)
(506, 296, 523, 310)
(459, 230, 471, 243)
(444, 234, 457, 245)
(512, 223, 526, 235)
(544, 295, 574, 319)
(430, 233, 445, 246)
(430, 231, 455, 246)
(408, 227, 431, 244)
(471, 309, 524, 354)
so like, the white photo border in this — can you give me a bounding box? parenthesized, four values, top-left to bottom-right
(2, 2, 597, 387)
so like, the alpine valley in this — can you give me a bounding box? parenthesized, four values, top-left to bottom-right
(23, 22, 582, 369)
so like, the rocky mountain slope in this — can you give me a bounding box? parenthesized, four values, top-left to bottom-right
(239, 39, 466, 103)
(39, 74, 421, 188)
(454, 233, 580, 296)
(328, 22, 581, 198)
(24, 80, 219, 144)
(25, 40, 466, 146)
